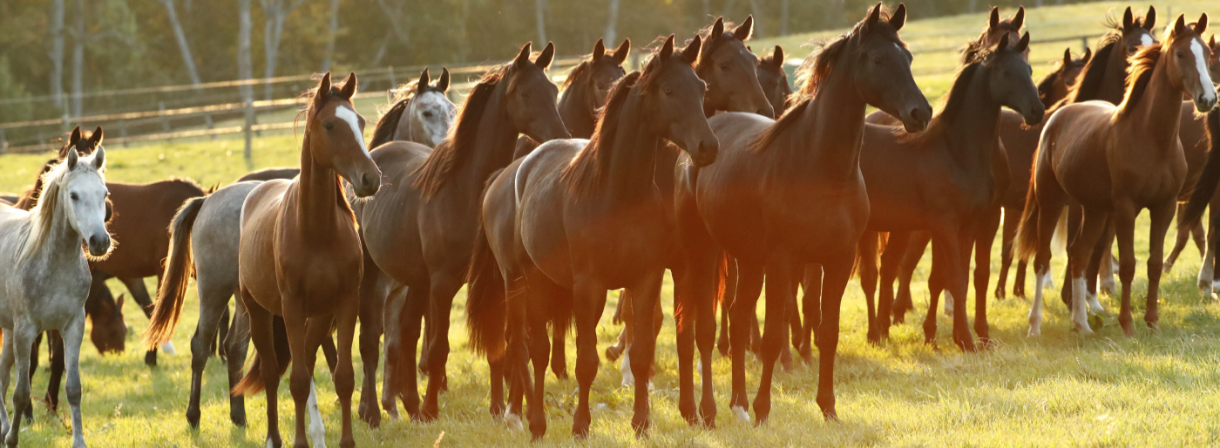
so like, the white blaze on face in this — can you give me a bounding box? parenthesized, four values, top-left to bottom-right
(1190, 39, 1218, 103)
(1140, 33, 1155, 48)
(335, 105, 369, 155)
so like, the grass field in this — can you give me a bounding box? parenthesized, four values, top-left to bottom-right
(3, 1, 1220, 446)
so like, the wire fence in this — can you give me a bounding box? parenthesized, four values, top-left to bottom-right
(0, 33, 1096, 155)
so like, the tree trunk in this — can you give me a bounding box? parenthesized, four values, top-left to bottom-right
(239, 0, 255, 158)
(534, 0, 547, 44)
(159, 0, 203, 86)
(71, 0, 84, 122)
(260, 0, 307, 102)
(604, 0, 621, 44)
(748, 0, 764, 38)
(48, 0, 66, 116)
(321, 0, 340, 73)
(780, 0, 789, 36)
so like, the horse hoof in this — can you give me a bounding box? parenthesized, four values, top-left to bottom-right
(231, 412, 247, 427)
(822, 407, 839, 422)
(504, 413, 524, 431)
(144, 351, 158, 367)
(1146, 321, 1161, 333)
(161, 341, 177, 355)
(731, 406, 750, 424)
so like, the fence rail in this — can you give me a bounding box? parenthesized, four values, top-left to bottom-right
(0, 32, 1097, 155)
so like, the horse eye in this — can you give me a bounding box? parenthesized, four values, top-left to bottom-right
(70, 193, 79, 201)
(719, 63, 730, 70)
(324, 122, 334, 130)
(423, 111, 433, 118)
(664, 88, 674, 95)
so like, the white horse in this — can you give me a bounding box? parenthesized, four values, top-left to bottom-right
(0, 146, 110, 448)
(371, 67, 455, 148)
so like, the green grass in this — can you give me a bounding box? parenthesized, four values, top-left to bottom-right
(3, 1, 1220, 446)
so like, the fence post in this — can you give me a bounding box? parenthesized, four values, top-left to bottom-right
(159, 101, 171, 143)
(1081, 35, 1089, 53)
(388, 66, 397, 89)
(244, 99, 254, 160)
(119, 120, 128, 148)
(0, 129, 6, 154)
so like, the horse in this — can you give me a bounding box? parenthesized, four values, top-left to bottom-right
(370, 67, 454, 149)
(674, 2, 929, 423)
(855, 32, 1043, 349)
(469, 34, 714, 439)
(1178, 108, 1220, 295)
(358, 42, 568, 422)
(756, 45, 792, 115)
(1039, 47, 1093, 108)
(0, 146, 110, 448)
(1018, 14, 1216, 336)
(228, 72, 380, 448)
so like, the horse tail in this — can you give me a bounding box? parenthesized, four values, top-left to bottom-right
(1181, 109, 1220, 229)
(851, 231, 886, 278)
(143, 196, 206, 350)
(466, 170, 506, 360)
(1015, 174, 1041, 262)
(232, 316, 292, 395)
(714, 252, 730, 310)
(370, 97, 409, 149)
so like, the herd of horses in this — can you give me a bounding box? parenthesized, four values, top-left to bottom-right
(1, 3, 1219, 447)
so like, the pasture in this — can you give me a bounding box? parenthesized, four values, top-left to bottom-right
(1, 2, 1220, 446)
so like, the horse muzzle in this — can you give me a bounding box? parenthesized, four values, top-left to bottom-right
(351, 170, 382, 198)
(900, 104, 933, 133)
(1194, 91, 1218, 113)
(87, 234, 112, 257)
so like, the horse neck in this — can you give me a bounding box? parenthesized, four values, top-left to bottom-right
(1123, 58, 1188, 150)
(1097, 46, 1130, 104)
(558, 84, 596, 138)
(451, 88, 518, 195)
(598, 94, 662, 202)
(395, 97, 416, 143)
(942, 66, 1001, 172)
(32, 189, 84, 267)
(788, 66, 868, 181)
(296, 129, 350, 233)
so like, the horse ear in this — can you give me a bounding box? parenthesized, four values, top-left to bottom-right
(1016, 32, 1030, 53)
(681, 35, 702, 64)
(1194, 13, 1208, 35)
(114, 294, 124, 309)
(437, 68, 450, 92)
(340, 72, 358, 99)
(1210, 35, 1217, 50)
(515, 42, 533, 66)
(865, 2, 882, 32)
(418, 68, 431, 89)
(592, 38, 606, 61)
(93, 145, 106, 170)
(773, 45, 785, 67)
(1064, 48, 1073, 65)
(66, 146, 79, 171)
(1175, 14, 1188, 36)
(1145, 6, 1157, 31)
(1012, 6, 1025, 30)
(1123, 7, 1134, 30)
(660, 34, 675, 60)
(989, 6, 1000, 30)
(69, 126, 82, 148)
(612, 39, 631, 65)
(90, 126, 104, 147)
(315, 72, 333, 107)
(734, 15, 754, 41)
(890, 3, 906, 30)
(1083, 47, 1092, 62)
(535, 42, 555, 69)
(711, 17, 725, 39)
(997, 33, 1011, 53)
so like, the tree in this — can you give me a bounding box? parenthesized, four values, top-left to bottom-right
(604, 0, 622, 44)
(321, 0, 341, 73)
(260, 0, 310, 101)
(48, 0, 66, 116)
(534, 0, 548, 44)
(239, 0, 255, 157)
(157, 0, 202, 87)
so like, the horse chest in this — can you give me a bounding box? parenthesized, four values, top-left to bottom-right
(14, 265, 89, 329)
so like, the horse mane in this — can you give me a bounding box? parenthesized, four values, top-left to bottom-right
(752, 8, 899, 153)
(899, 54, 987, 145)
(1035, 67, 1062, 101)
(961, 19, 1021, 63)
(1113, 42, 1162, 121)
(370, 94, 411, 149)
(561, 71, 644, 196)
(562, 59, 591, 91)
(1049, 32, 1122, 113)
(412, 64, 510, 197)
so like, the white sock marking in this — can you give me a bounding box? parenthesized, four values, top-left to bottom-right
(308, 379, 327, 448)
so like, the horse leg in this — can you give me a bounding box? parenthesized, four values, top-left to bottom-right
(1029, 188, 1066, 337)
(501, 274, 531, 432)
(878, 231, 910, 340)
(997, 203, 1022, 300)
(605, 291, 629, 362)
(672, 262, 699, 425)
(922, 261, 944, 345)
(753, 256, 794, 424)
(549, 287, 571, 380)
(895, 232, 930, 322)
(1096, 222, 1119, 297)
(45, 332, 65, 414)
(933, 227, 974, 352)
(421, 274, 462, 422)
(1145, 201, 1175, 332)
(60, 313, 87, 448)
(1107, 201, 1136, 336)
(857, 232, 880, 344)
(816, 254, 852, 420)
(225, 299, 250, 426)
(974, 207, 1002, 343)
(611, 290, 635, 385)
(1203, 207, 1220, 296)
(1192, 204, 1208, 255)
(186, 278, 231, 428)
(628, 272, 664, 436)
(356, 261, 384, 428)
(527, 275, 565, 439)
(0, 328, 14, 436)
(4, 325, 35, 448)
(787, 279, 802, 351)
(1165, 203, 1192, 272)
(22, 334, 38, 421)
(321, 336, 338, 374)
(1067, 209, 1109, 335)
(571, 279, 608, 438)
(120, 277, 163, 366)
(279, 302, 315, 448)
(333, 299, 360, 448)
(243, 294, 283, 448)
(798, 265, 821, 365)
(398, 285, 426, 419)
(1060, 205, 1083, 307)
(694, 261, 721, 427)
(729, 260, 764, 422)
(718, 259, 738, 357)
(379, 282, 407, 419)
(216, 306, 230, 359)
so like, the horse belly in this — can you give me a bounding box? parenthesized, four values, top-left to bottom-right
(238, 185, 288, 312)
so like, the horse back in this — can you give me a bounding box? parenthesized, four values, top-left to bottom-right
(1040, 101, 1117, 207)
(93, 180, 206, 278)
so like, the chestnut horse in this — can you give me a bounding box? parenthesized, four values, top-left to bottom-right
(358, 42, 568, 421)
(231, 72, 381, 448)
(1018, 15, 1216, 336)
(675, 3, 929, 423)
(470, 35, 715, 438)
(857, 32, 1044, 348)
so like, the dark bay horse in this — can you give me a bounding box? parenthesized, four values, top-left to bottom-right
(358, 43, 569, 422)
(856, 32, 1043, 348)
(231, 72, 381, 448)
(469, 35, 715, 439)
(756, 45, 792, 115)
(675, 3, 929, 423)
(1018, 15, 1216, 336)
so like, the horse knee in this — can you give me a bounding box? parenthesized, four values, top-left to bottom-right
(65, 381, 81, 406)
